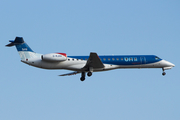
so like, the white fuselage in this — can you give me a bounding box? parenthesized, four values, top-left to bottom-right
(22, 56, 174, 72)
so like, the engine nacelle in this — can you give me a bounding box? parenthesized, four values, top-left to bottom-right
(41, 53, 67, 62)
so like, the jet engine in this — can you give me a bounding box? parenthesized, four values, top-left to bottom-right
(41, 53, 67, 62)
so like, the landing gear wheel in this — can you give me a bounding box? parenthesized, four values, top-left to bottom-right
(87, 72, 92, 77)
(80, 77, 85, 81)
(162, 72, 166, 76)
(80, 72, 86, 81)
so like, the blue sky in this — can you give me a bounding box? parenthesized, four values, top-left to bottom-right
(0, 0, 180, 120)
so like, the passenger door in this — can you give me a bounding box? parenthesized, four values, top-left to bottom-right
(140, 57, 146, 64)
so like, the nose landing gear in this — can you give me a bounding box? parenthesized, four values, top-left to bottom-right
(162, 72, 166, 76)
(162, 68, 166, 76)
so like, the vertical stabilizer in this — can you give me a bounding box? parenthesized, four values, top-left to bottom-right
(6, 37, 40, 60)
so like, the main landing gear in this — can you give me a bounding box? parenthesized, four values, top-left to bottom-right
(80, 67, 93, 81)
(87, 72, 92, 77)
(80, 72, 86, 81)
(80, 72, 93, 81)
(162, 68, 166, 76)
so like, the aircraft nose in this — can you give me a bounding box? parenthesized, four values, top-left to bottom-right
(168, 61, 175, 67)
(163, 60, 175, 67)
(171, 63, 175, 67)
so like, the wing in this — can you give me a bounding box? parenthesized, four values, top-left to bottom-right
(59, 52, 104, 76)
(83, 52, 104, 69)
(59, 71, 80, 76)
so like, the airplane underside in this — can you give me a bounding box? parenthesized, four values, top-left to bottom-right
(22, 59, 173, 81)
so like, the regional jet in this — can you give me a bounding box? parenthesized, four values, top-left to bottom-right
(6, 37, 175, 81)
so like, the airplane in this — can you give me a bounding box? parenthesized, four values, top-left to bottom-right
(6, 37, 175, 81)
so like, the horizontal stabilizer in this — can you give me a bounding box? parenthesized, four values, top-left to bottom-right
(6, 37, 24, 47)
(6, 42, 15, 47)
(59, 71, 80, 76)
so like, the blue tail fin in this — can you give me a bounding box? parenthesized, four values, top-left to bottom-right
(6, 37, 33, 52)
(6, 37, 39, 60)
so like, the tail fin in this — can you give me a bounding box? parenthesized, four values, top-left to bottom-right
(6, 37, 37, 60)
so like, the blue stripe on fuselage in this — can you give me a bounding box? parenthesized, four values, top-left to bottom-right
(68, 55, 162, 65)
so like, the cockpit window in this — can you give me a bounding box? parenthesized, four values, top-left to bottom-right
(155, 57, 160, 60)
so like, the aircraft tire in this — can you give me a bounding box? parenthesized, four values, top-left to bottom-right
(80, 77, 85, 81)
(162, 72, 166, 76)
(87, 72, 92, 77)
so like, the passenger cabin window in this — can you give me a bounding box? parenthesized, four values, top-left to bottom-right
(112, 58, 115, 61)
(108, 58, 110, 61)
(116, 58, 119, 61)
(103, 58, 106, 61)
(121, 58, 123, 61)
